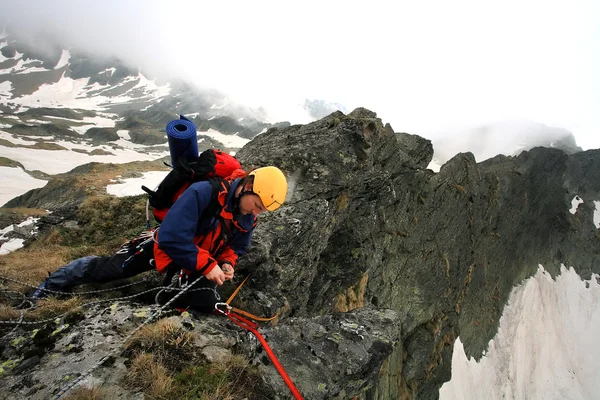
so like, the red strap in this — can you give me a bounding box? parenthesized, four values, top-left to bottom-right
(226, 312, 304, 400)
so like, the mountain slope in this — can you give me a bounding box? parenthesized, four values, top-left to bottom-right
(2, 108, 597, 399)
(0, 32, 290, 205)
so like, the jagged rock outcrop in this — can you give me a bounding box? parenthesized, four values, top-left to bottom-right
(0, 303, 400, 399)
(1, 107, 599, 399)
(232, 108, 600, 398)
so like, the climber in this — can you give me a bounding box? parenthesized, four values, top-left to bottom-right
(32, 166, 288, 311)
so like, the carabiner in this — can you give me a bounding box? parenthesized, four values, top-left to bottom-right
(215, 302, 231, 315)
(178, 270, 188, 288)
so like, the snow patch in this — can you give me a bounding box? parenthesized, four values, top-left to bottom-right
(55, 49, 70, 69)
(101, 67, 116, 76)
(132, 72, 171, 98)
(117, 130, 131, 140)
(0, 143, 168, 175)
(210, 103, 227, 110)
(427, 159, 442, 172)
(0, 59, 23, 74)
(594, 201, 600, 229)
(106, 170, 170, 197)
(17, 216, 39, 229)
(0, 130, 56, 145)
(16, 66, 48, 74)
(1, 72, 169, 112)
(569, 195, 584, 214)
(199, 128, 250, 149)
(0, 238, 25, 255)
(0, 224, 14, 236)
(0, 166, 48, 206)
(0, 80, 13, 98)
(0, 41, 7, 63)
(0, 217, 40, 255)
(439, 265, 600, 400)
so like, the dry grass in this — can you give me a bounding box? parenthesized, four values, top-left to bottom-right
(124, 316, 194, 351)
(0, 224, 113, 293)
(125, 349, 264, 400)
(71, 160, 169, 192)
(0, 304, 22, 320)
(30, 142, 69, 151)
(0, 207, 48, 216)
(0, 244, 70, 286)
(32, 297, 83, 319)
(0, 296, 83, 325)
(126, 353, 174, 400)
(172, 354, 265, 400)
(332, 272, 368, 312)
(64, 386, 105, 400)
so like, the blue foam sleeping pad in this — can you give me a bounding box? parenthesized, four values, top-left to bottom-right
(165, 115, 198, 167)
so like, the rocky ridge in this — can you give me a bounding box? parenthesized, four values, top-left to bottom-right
(1, 108, 599, 399)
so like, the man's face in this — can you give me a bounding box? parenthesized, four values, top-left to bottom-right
(238, 193, 267, 216)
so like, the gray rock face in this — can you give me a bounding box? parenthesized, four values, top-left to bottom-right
(234, 108, 600, 398)
(2, 107, 599, 399)
(244, 308, 401, 399)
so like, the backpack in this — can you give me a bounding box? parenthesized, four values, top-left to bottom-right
(142, 149, 245, 223)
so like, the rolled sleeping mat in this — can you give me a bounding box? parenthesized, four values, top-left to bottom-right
(165, 115, 198, 167)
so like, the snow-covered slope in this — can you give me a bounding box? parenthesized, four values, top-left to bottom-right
(0, 34, 264, 206)
(440, 265, 600, 400)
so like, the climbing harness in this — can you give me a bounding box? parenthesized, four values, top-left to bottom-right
(154, 269, 220, 306)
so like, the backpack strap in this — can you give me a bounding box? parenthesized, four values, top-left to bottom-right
(199, 178, 231, 222)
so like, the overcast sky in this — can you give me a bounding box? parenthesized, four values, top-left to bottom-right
(1, 0, 599, 158)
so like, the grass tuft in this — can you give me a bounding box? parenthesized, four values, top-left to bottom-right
(0, 304, 22, 320)
(172, 354, 266, 400)
(33, 297, 83, 319)
(64, 386, 105, 400)
(124, 316, 194, 352)
(126, 353, 174, 400)
(125, 352, 266, 400)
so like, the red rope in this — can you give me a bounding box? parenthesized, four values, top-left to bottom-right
(226, 311, 304, 400)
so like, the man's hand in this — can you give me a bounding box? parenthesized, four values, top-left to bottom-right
(221, 263, 234, 281)
(206, 266, 226, 286)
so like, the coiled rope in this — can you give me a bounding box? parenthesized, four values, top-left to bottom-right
(0, 274, 217, 327)
(0, 274, 150, 296)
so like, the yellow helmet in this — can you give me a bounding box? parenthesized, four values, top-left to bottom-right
(249, 166, 288, 211)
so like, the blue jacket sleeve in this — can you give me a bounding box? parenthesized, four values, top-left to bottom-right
(157, 181, 214, 273)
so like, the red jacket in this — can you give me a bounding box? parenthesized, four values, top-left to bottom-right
(153, 179, 255, 275)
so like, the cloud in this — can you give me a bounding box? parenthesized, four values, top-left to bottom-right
(303, 99, 348, 120)
(430, 120, 582, 165)
(1, 0, 599, 157)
